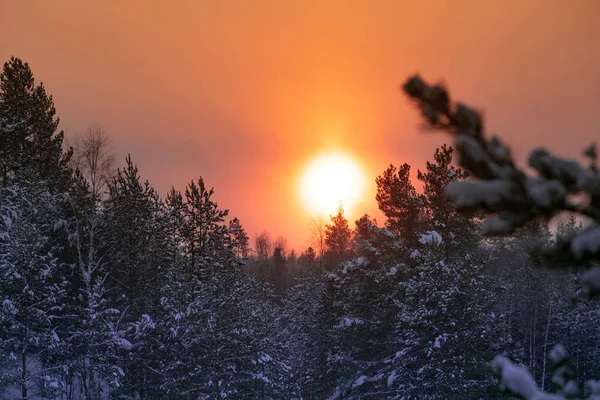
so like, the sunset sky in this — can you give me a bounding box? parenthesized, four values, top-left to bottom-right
(2, 0, 599, 251)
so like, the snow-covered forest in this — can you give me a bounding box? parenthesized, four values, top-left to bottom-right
(2, 57, 600, 400)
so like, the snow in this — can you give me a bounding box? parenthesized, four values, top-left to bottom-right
(252, 372, 272, 384)
(352, 375, 368, 388)
(488, 136, 512, 165)
(581, 267, 600, 296)
(53, 218, 68, 231)
(3, 298, 17, 314)
(2, 214, 12, 230)
(334, 317, 364, 329)
(327, 273, 340, 281)
(5, 75, 600, 399)
(455, 135, 487, 165)
(387, 370, 398, 387)
(446, 180, 518, 211)
(525, 178, 566, 209)
(114, 338, 133, 350)
(586, 380, 600, 398)
(571, 227, 600, 258)
(529, 149, 589, 189)
(482, 217, 514, 235)
(258, 354, 273, 364)
(394, 349, 407, 360)
(548, 344, 567, 364)
(492, 356, 564, 400)
(419, 230, 442, 245)
(355, 256, 368, 266)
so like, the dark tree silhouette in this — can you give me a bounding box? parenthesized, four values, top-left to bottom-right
(0, 57, 71, 191)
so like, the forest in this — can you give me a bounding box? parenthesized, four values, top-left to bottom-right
(2, 56, 600, 400)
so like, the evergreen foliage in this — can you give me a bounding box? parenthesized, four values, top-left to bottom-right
(3, 56, 600, 400)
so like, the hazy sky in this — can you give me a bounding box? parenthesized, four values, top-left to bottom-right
(2, 0, 599, 250)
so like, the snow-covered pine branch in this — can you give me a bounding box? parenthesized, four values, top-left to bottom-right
(403, 74, 600, 399)
(403, 74, 600, 296)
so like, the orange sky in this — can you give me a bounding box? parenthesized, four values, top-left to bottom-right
(1, 0, 599, 251)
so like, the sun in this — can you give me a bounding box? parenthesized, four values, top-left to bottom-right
(300, 152, 366, 216)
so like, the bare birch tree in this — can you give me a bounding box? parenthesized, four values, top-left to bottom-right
(69, 123, 115, 201)
(309, 215, 327, 266)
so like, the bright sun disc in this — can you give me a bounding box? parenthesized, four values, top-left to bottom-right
(300, 153, 366, 216)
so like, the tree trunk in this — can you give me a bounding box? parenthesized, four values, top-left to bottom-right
(532, 293, 538, 378)
(541, 299, 552, 391)
(529, 302, 534, 368)
(21, 343, 27, 400)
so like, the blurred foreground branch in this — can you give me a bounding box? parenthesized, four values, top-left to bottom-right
(403, 75, 600, 295)
(403, 75, 600, 399)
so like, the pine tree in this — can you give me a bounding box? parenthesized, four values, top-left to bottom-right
(271, 246, 287, 293)
(166, 177, 232, 278)
(0, 183, 69, 399)
(417, 144, 476, 261)
(324, 206, 353, 268)
(376, 163, 423, 245)
(103, 155, 167, 320)
(280, 273, 334, 398)
(58, 169, 125, 398)
(158, 178, 266, 398)
(297, 246, 318, 274)
(0, 57, 71, 191)
(101, 155, 172, 397)
(229, 217, 250, 259)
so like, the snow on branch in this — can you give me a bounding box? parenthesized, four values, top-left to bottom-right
(403, 74, 600, 295)
(490, 344, 600, 399)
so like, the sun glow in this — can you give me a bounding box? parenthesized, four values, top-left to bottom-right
(300, 153, 366, 216)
